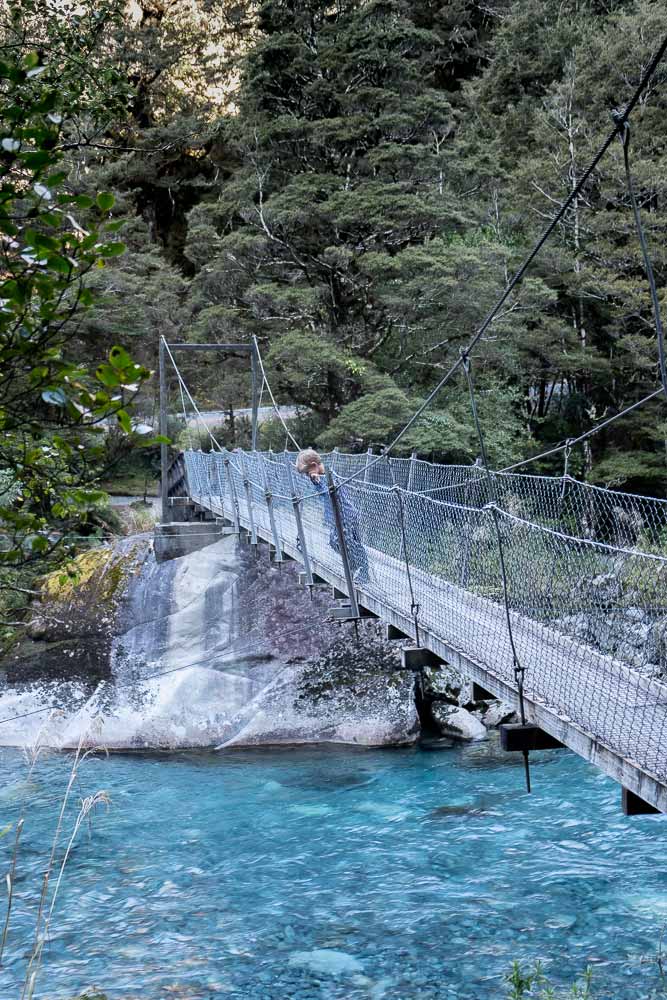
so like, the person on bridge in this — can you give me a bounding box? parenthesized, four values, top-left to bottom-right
(296, 448, 369, 584)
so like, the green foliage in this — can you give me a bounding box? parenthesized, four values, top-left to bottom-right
(165, 0, 667, 491)
(12, 0, 667, 498)
(0, 2, 152, 567)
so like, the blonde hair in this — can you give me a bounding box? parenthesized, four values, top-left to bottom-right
(296, 448, 322, 474)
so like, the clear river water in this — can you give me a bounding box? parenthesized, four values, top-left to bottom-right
(0, 739, 666, 1000)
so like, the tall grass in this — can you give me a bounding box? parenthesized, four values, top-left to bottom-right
(0, 721, 109, 1000)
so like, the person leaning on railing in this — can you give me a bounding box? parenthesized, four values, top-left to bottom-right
(296, 448, 369, 584)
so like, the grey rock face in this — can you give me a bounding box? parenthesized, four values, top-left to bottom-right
(421, 663, 472, 705)
(0, 534, 418, 749)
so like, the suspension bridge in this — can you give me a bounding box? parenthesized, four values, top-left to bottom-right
(154, 38, 667, 813)
(158, 344, 667, 815)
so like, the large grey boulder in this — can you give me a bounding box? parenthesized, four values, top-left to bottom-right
(483, 701, 517, 728)
(431, 704, 488, 741)
(0, 533, 418, 750)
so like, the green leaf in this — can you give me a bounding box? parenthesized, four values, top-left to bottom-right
(98, 242, 125, 258)
(19, 150, 53, 169)
(96, 192, 115, 212)
(116, 409, 132, 433)
(109, 345, 132, 369)
(95, 364, 119, 387)
(140, 434, 171, 447)
(46, 254, 73, 275)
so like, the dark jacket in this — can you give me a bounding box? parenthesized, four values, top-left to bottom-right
(310, 474, 362, 552)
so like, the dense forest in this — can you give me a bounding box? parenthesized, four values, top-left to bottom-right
(2, 0, 667, 572)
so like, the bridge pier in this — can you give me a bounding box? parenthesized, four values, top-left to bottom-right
(622, 787, 661, 816)
(500, 723, 565, 752)
(154, 521, 234, 562)
(167, 497, 196, 522)
(472, 682, 497, 702)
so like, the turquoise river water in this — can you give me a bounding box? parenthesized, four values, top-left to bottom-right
(0, 740, 666, 1000)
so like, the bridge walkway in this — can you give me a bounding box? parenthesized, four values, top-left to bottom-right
(182, 455, 667, 812)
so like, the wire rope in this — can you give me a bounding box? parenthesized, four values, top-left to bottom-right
(252, 336, 301, 450)
(161, 338, 224, 452)
(619, 120, 667, 399)
(461, 353, 532, 791)
(293, 34, 667, 501)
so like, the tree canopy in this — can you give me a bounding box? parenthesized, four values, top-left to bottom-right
(3, 0, 667, 505)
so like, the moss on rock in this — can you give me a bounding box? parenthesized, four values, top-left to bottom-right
(40, 546, 125, 604)
(4, 540, 147, 687)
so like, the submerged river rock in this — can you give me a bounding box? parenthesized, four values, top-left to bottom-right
(0, 533, 418, 750)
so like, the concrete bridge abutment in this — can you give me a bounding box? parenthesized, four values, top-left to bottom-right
(154, 521, 235, 562)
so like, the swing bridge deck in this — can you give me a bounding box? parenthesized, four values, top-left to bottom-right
(171, 447, 667, 814)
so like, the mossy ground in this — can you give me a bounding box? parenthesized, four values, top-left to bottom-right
(4, 542, 145, 686)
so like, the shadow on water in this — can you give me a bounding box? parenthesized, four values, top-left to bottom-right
(454, 731, 570, 771)
(426, 797, 510, 820)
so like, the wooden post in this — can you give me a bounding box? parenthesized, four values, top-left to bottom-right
(284, 455, 314, 587)
(326, 468, 359, 619)
(363, 447, 373, 484)
(250, 341, 260, 451)
(214, 452, 225, 517)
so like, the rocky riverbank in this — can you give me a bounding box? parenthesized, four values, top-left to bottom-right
(0, 522, 519, 750)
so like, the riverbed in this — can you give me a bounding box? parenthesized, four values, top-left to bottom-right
(0, 740, 665, 999)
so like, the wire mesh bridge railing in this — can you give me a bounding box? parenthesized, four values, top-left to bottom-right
(179, 446, 667, 797)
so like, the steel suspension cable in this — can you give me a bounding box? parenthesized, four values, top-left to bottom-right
(462, 353, 531, 792)
(161, 338, 224, 452)
(298, 34, 667, 500)
(252, 336, 301, 450)
(619, 120, 667, 400)
(498, 387, 664, 474)
(176, 369, 194, 451)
